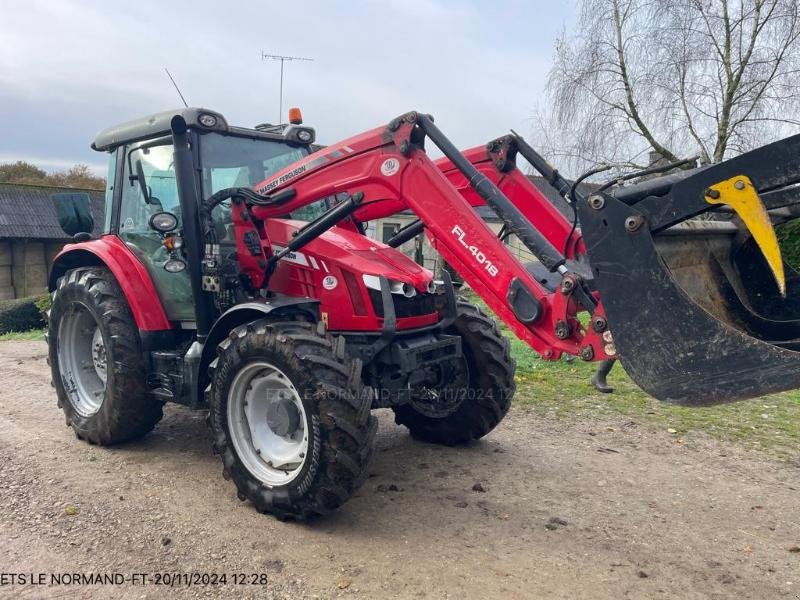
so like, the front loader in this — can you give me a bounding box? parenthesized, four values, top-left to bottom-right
(47, 107, 800, 519)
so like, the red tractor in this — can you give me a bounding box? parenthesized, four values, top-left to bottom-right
(48, 107, 800, 519)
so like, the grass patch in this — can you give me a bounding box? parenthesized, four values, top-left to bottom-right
(0, 329, 46, 342)
(464, 291, 800, 459)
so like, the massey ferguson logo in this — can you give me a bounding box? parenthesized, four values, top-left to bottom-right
(257, 164, 307, 194)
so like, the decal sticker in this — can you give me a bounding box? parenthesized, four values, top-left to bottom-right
(123, 217, 135, 229)
(271, 244, 310, 267)
(451, 225, 499, 277)
(322, 275, 338, 290)
(380, 157, 401, 176)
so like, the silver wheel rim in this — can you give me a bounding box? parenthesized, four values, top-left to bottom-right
(227, 361, 309, 487)
(57, 304, 107, 417)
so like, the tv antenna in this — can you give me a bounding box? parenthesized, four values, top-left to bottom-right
(164, 68, 189, 108)
(261, 52, 314, 123)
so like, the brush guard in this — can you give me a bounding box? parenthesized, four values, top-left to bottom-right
(577, 133, 800, 405)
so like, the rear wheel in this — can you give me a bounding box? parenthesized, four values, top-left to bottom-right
(393, 300, 515, 445)
(48, 267, 163, 445)
(208, 320, 376, 520)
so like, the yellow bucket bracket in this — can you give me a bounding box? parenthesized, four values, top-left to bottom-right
(705, 175, 785, 297)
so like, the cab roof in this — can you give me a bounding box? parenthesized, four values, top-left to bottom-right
(91, 107, 314, 152)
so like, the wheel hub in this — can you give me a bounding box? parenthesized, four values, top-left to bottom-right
(410, 357, 470, 418)
(266, 392, 301, 437)
(91, 327, 107, 384)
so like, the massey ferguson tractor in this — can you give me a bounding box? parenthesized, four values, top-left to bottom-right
(47, 107, 800, 519)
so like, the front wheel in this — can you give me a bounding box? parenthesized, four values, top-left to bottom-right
(207, 320, 376, 520)
(393, 301, 515, 445)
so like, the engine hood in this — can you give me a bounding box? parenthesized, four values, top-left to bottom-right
(265, 219, 433, 292)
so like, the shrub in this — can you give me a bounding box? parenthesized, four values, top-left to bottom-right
(0, 294, 49, 334)
(34, 293, 51, 315)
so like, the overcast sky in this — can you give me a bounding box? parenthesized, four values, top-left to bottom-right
(0, 0, 576, 174)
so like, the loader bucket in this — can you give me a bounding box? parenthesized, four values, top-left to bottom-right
(576, 135, 800, 405)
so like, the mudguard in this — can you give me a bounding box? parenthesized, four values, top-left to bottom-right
(48, 235, 172, 331)
(196, 297, 320, 402)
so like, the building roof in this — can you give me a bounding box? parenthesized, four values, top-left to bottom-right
(0, 183, 105, 240)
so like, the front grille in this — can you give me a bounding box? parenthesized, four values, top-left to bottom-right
(368, 289, 437, 318)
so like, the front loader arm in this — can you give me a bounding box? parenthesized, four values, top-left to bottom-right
(248, 111, 612, 362)
(354, 137, 587, 259)
(437, 138, 588, 259)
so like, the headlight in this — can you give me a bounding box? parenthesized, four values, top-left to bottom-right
(296, 128, 313, 143)
(198, 113, 218, 127)
(149, 211, 179, 233)
(362, 274, 417, 297)
(164, 258, 187, 273)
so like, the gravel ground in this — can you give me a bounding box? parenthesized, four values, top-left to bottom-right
(1, 340, 799, 599)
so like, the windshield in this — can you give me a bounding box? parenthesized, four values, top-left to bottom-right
(199, 132, 308, 197)
(198, 132, 309, 239)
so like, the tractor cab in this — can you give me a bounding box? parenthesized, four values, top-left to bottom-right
(86, 108, 317, 323)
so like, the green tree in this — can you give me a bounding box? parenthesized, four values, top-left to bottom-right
(0, 160, 46, 183)
(0, 160, 105, 190)
(48, 164, 105, 190)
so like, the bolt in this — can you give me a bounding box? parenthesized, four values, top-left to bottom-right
(255, 448, 261, 455)
(589, 195, 605, 210)
(561, 278, 575, 294)
(704, 188, 721, 199)
(406, 111, 417, 123)
(592, 316, 607, 333)
(543, 349, 554, 359)
(579, 345, 595, 361)
(625, 215, 644, 232)
(555, 320, 571, 340)
(734, 180, 745, 190)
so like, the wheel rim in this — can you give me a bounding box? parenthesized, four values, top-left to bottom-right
(57, 303, 107, 417)
(227, 361, 309, 487)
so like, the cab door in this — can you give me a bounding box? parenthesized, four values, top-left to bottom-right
(117, 141, 195, 322)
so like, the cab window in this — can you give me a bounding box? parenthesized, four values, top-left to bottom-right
(118, 141, 193, 321)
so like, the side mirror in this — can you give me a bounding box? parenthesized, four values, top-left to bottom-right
(52, 192, 94, 238)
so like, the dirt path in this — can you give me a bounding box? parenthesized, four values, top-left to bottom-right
(1, 340, 798, 599)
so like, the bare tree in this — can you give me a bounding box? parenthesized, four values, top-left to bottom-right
(537, 0, 800, 175)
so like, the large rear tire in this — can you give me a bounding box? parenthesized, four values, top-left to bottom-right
(393, 300, 515, 445)
(48, 267, 163, 445)
(207, 320, 376, 520)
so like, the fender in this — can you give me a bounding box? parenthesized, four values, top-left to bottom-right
(197, 297, 320, 403)
(48, 235, 172, 331)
